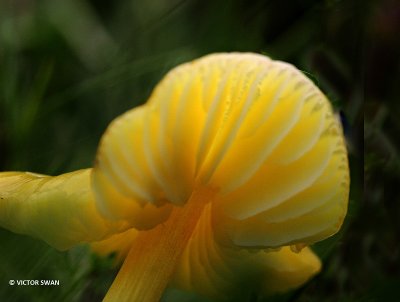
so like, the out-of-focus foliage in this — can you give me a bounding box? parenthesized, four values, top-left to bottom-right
(0, 0, 395, 301)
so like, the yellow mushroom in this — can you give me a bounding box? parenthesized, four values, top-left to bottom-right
(0, 53, 349, 301)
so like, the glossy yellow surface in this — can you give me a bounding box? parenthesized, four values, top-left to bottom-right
(0, 169, 125, 250)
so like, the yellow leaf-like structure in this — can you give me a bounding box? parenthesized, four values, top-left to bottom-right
(0, 170, 123, 250)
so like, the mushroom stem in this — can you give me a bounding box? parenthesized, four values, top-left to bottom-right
(104, 187, 216, 302)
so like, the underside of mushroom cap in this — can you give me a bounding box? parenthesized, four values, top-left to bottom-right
(92, 53, 350, 248)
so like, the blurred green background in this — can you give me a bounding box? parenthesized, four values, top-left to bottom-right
(0, 0, 396, 301)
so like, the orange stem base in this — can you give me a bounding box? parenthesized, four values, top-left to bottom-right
(104, 188, 216, 302)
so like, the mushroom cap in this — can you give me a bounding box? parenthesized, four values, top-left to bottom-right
(92, 53, 350, 249)
(0, 53, 349, 300)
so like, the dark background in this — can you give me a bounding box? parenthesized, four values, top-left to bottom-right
(0, 0, 397, 301)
